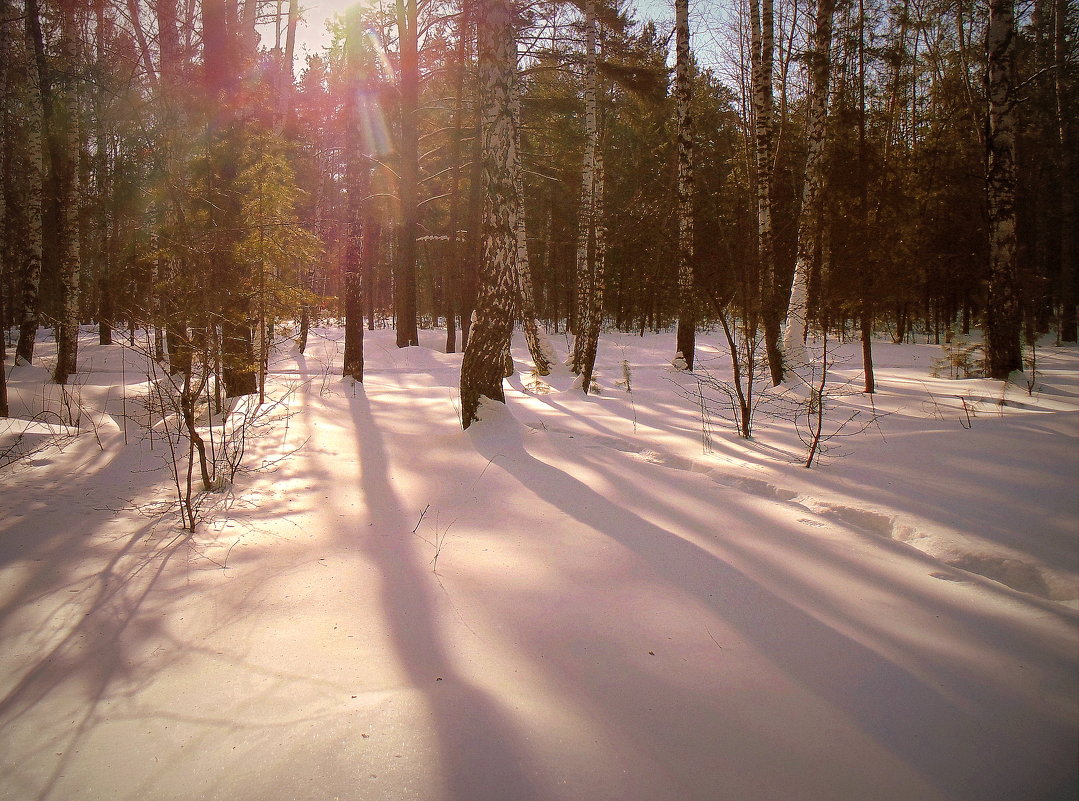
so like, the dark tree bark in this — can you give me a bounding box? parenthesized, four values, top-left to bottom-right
(52, 0, 81, 386)
(1055, 0, 1076, 342)
(673, 0, 696, 370)
(443, 0, 473, 353)
(984, 0, 1023, 377)
(395, 0, 420, 347)
(460, 0, 517, 428)
(15, 0, 46, 365)
(342, 9, 368, 382)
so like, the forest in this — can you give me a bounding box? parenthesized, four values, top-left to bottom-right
(0, 0, 1074, 414)
(0, 0, 1077, 799)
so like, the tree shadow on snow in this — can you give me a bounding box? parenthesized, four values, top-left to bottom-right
(347, 389, 545, 801)
(465, 406, 1077, 801)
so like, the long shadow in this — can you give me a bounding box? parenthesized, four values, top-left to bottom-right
(348, 389, 544, 801)
(466, 412, 1078, 801)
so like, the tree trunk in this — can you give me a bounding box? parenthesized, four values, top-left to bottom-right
(460, 0, 517, 428)
(783, 0, 836, 371)
(571, 0, 602, 384)
(443, 0, 472, 354)
(0, 0, 7, 415)
(984, 0, 1023, 377)
(673, 0, 696, 370)
(343, 9, 369, 381)
(580, 146, 605, 392)
(857, 0, 875, 393)
(510, 60, 553, 376)
(53, 0, 81, 386)
(15, 0, 45, 365)
(750, 0, 783, 385)
(1055, 0, 1076, 342)
(395, 0, 420, 347)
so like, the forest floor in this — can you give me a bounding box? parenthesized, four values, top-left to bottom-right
(1, 325, 1077, 801)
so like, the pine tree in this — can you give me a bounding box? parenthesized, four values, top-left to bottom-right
(343, 10, 370, 382)
(984, 0, 1022, 378)
(53, 0, 81, 386)
(15, 0, 45, 366)
(673, 0, 696, 370)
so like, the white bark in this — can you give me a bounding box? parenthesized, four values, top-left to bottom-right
(572, 0, 602, 386)
(782, 0, 836, 371)
(750, 0, 784, 384)
(510, 58, 553, 375)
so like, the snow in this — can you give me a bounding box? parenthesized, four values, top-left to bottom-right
(1, 326, 1077, 801)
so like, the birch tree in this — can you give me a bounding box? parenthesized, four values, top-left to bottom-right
(783, 0, 837, 370)
(750, 0, 784, 385)
(984, 0, 1022, 378)
(511, 58, 554, 376)
(571, 0, 605, 391)
(460, 0, 518, 427)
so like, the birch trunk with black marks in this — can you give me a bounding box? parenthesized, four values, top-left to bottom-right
(783, 0, 836, 371)
(984, 0, 1022, 378)
(571, 0, 604, 390)
(579, 146, 605, 392)
(460, 0, 518, 428)
(750, 0, 783, 385)
(673, 0, 695, 370)
(510, 60, 553, 376)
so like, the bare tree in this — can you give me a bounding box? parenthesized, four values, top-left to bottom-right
(783, 0, 837, 371)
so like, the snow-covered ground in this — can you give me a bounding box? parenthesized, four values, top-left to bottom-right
(2, 326, 1077, 801)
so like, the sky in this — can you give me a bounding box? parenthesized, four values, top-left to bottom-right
(285, 0, 725, 68)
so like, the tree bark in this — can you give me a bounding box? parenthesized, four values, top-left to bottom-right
(460, 0, 517, 428)
(15, 0, 46, 365)
(1055, 0, 1076, 342)
(571, 0, 604, 388)
(750, 0, 783, 384)
(395, 0, 420, 347)
(510, 60, 553, 376)
(342, 10, 368, 382)
(53, 0, 81, 385)
(783, 0, 836, 371)
(984, 0, 1023, 377)
(443, 0, 472, 353)
(674, 0, 696, 370)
